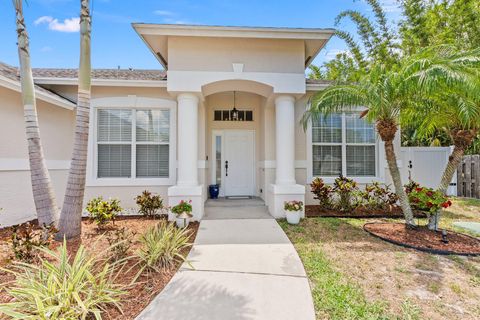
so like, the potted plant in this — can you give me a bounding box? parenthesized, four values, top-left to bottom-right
(406, 183, 452, 227)
(284, 200, 304, 225)
(171, 200, 193, 228)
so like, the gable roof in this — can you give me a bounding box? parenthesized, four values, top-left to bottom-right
(0, 62, 76, 110)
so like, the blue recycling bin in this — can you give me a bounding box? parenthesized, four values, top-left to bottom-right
(209, 184, 220, 199)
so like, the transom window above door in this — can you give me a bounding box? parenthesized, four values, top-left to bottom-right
(311, 112, 377, 178)
(96, 108, 170, 179)
(214, 110, 253, 122)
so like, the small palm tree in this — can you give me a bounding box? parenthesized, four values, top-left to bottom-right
(13, 0, 60, 226)
(401, 46, 480, 229)
(57, 0, 92, 239)
(303, 63, 416, 227)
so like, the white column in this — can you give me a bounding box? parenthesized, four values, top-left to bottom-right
(177, 93, 199, 186)
(275, 95, 296, 185)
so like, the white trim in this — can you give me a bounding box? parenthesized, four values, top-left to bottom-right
(306, 82, 331, 91)
(86, 96, 177, 187)
(306, 111, 384, 184)
(257, 160, 307, 169)
(34, 77, 168, 87)
(0, 158, 70, 171)
(0, 75, 75, 110)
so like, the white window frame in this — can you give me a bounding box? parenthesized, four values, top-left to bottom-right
(87, 96, 176, 186)
(306, 109, 384, 184)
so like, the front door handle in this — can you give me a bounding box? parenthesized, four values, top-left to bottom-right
(225, 160, 229, 177)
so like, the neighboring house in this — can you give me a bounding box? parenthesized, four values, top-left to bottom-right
(0, 24, 426, 226)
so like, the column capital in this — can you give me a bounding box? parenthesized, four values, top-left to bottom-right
(275, 95, 295, 105)
(177, 92, 200, 103)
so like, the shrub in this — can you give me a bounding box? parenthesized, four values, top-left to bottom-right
(332, 175, 360, 212)
(0, 241, 125, 319)
(86, 197, 122, 227)
(406, 184, 452, 214)
(135, 190, 164, 218)
(106, 227, 136, 262)
(310, 177, 332, 208)
(136, 221, 191, 274)
(284, 200, 304, 212)
(360, 182, 399, 210)
(171, 200, 193, 217)
(11, 222, 57, 263)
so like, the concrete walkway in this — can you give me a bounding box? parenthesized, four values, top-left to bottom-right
(136, 200, 315, 320)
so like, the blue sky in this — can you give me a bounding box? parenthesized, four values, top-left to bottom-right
(0, 0, 401, 70)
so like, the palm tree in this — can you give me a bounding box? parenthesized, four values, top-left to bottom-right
(303, 63, 416, 227)
(57, 0, 92, 239)
(401, 47, 480, 229)
(13, 0, 60, 226)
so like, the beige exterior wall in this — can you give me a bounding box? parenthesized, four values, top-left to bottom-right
(168, 37, 305, 73)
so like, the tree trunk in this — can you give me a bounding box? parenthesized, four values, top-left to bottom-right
(384, 140, 416, 226)
(14, 0, 60, 226)
(57, 0, 91, 239)
(427, 129, 476, 230)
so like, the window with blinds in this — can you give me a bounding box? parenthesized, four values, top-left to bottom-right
(97, 108, 170, 179)
(312, 112, 376, 177)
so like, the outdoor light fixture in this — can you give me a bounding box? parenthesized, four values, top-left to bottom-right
(231, 91, 239, 121)
(441, 230, 449, 244)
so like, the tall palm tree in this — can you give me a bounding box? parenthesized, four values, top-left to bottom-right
(303, 64, 416, 227)
(13, 0, 60, 226)
(401, 47, 480, 229)
(57, 0, 92, 239)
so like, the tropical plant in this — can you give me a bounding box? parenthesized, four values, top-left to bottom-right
(360, 182, 398, 210)
(332, 176, 360, 212)
(106, 227, 135, 262)
(135, 190, 164, 218)
(86, 197, 122, 228)
(310, 177, 333, 208)
(0, 241, 125, 319)
(58, 0, 92, 239)
(11, 222, 57, 262)
(406, 184, 452, 214)
(12, 0, 60, 227)
(135, 221, 191, 275)
(171, 200, 193, 217)
(284, 201, 304, 212)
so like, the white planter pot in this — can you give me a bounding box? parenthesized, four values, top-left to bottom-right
(175, 217, 190, 228)
(285, 210, 301, 225)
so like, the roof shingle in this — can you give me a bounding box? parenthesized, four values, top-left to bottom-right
(32, 68, 167, 81)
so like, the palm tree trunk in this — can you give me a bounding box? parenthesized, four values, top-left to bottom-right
(57, 0, 91, 239)
(384, 140, 416, 226)
(13, 0, 60, 226)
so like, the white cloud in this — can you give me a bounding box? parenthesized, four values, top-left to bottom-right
(40, 46, 53, 52)
(153, 10, 174, 17)
(34, 16, 80, 32)
(324, 49, 350, 61)
(379, 0, 401, 13)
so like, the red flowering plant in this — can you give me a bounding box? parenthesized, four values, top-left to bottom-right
(171, 200, 193, 218)
(406, 183, 452, 214)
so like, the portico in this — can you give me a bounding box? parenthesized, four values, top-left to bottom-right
(132, 23, 335, 220)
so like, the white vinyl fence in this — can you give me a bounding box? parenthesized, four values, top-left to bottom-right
(400, 146, 456, 196)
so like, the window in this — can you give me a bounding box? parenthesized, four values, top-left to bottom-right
(97, 108, 170, 179)
(312, 112, 376, 177)
(214, 110, 253, 121)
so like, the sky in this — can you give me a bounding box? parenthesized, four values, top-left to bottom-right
(0, 0, 402, 70)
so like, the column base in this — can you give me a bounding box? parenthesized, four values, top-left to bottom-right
(168, 185, 205, 221)
(267, 184, 306, 218)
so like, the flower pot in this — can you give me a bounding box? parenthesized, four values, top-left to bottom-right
(175, 217, 190, 228)
(209, 184, 220, 199)
(285, 210, 301, 225)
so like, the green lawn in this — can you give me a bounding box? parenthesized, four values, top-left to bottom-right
(280, 197, 480, 320)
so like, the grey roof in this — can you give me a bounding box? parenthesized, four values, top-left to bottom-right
(32, 68, 167, 81)
(0, 62, 74, 104)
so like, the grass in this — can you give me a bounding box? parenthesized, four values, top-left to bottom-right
(280, 197, 480, 320)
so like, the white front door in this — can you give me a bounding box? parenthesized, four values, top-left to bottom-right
(224, 130, 255, 196)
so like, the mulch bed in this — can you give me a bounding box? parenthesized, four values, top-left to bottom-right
(0, 216, 199, 319)
(305, 205, 427, 218)
(364, 222, 480, 256)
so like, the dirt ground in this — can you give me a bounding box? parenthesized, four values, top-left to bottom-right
(0, 217, 198, 319)
(284, 198, 480, 320)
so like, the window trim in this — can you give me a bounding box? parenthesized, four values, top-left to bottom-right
(87, 96, 176, 187)
(306, 109, 384, 184)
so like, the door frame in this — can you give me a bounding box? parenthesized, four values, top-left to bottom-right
(211, 129, 256, 197)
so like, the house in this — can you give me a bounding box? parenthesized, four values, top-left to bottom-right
(0, 24, 421, 226)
